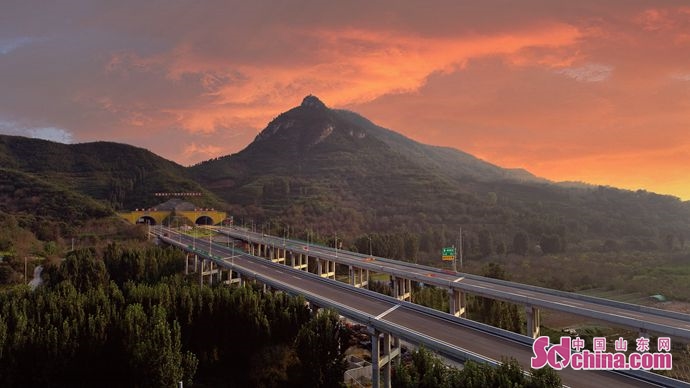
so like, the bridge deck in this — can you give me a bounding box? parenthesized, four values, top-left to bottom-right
(158, 228, 674, 388)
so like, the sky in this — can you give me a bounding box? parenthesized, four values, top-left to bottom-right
(1, 1, 690, 200)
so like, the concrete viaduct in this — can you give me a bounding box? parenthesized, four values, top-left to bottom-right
(153, 226, 690, 388)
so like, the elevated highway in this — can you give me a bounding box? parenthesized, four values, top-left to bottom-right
(154, 227, 689, 388)
(215, 227, 690, 341)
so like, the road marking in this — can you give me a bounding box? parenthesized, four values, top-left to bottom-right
(375, 304, 400, 320)
(453, 277, 464, 283)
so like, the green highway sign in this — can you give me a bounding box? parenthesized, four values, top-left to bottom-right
(441, 246, 455, 261)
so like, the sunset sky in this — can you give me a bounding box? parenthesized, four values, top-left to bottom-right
(2, 1, 690, 199)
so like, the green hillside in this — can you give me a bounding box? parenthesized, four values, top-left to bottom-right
(0, 168, 110, 220)
(0, 135, 226, 211)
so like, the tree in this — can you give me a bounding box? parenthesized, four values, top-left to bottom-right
(123, 304, 197, 387)
(403, 233, 420, 263)
(469, 263, 522, 333)
(478, 229, 494, 258)
(539, 234, 563, 254)
(495, 240, 507, 256)
(49, 248, 109, 291)
(294, 309, 348, 387)
(412, 347, 447, 388)
(512, 232, 529, 256)
(393, 351, 562, 388)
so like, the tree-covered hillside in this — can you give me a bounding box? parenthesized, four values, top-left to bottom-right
(0, 135, 226, 211)
(189, 96, 690, 262)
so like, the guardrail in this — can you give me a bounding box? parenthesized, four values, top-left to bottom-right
(218, 227, 690, 340)
(158, 234, 500, 366)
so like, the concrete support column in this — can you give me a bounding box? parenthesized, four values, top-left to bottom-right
(292, 253, 307, 271)
(382, 332, 391, 388)
(370, 328, 380, 388)
(217, 265, 225, 284)
(272, 247, 285, 264)
(525, 305, 541, 338)
(316, 259, 335, 279)
(225, 269, 242, 286)
(368, 327, 399, 388)
(349, 266, 368, 287)
(448, 288, 466, 317)
(216, 266, 223, 284)
(185, 253, 198, 275)
(326, 260, 336, 279)
(349, 265, 354, 286)
(392, 277, 411, 301)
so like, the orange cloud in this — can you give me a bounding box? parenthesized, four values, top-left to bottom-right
(5, 1, 690, 200)
(120, 23, 583, 137)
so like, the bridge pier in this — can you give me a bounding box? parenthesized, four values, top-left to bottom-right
(271, 247, 286, 264)
(219, 267, 242, 286)
(317, 259, 336, 279)
(369, 327, 400, 388)
(185, 253, 198, 275)
(392, 277, 411, 301)
(525, 305, 541, 338)
(291, 252, 308, 271)
(348, 266, 370, 288)
(448, 288, 467, 317)
(195, 259, 220, 286)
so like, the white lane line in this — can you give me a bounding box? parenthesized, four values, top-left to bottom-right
(376, 304, 400, 320)
(454, 277, 464, 283)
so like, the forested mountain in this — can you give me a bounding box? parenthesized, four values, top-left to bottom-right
(2, 96, 689, 261)
(190, 95, 690, 259)
(0, 135, 225, 211)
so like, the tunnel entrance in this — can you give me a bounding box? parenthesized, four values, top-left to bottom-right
(136, 216, 157, 225)
(195, 216, 213, 225)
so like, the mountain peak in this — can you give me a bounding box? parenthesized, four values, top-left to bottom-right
(301, 94, 327, 109)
